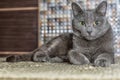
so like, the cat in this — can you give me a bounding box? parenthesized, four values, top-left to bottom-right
(6, 1, 114, 67)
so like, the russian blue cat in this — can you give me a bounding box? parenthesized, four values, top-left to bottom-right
(6, 1, 114, 67)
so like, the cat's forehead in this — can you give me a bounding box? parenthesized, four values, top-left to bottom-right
(82, 9, 95, 21)
(84, 9, 105, 20)
(84, 10, 95, 17)
(76, 9, 103, 20)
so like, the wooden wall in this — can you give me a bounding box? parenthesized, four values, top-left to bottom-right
(0, 0, 38, 8)
(0, 0, 38, 52)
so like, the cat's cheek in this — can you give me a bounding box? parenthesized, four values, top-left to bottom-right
(90, 30, 100, 39)
(90, 32, 95, 36)
(90, 29, 98, 36)
(80, 28, 87, 36)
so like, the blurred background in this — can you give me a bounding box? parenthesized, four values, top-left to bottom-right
(39, 0, 120, 55)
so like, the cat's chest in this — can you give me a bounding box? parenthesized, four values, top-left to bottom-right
(73, 37, 100, 54)
(75, 44, 98, 54)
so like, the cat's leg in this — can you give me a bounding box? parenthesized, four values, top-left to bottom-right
(33, 49, 65, 63)
(94, 53, 114, 67)
(33, 34, 73, 63)
(68, 50, 90, 65)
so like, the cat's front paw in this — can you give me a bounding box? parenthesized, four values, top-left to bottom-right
(94, 58, 111, 67)
(68, 50, 90, 65)
(6, 55, 20, 62)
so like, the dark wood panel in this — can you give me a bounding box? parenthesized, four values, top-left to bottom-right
(0, 10, 38, 51)
(0, 0, 38, 8)
(0, 39, 36, 51)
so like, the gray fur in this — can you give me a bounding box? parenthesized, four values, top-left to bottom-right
(6, 1, 114, 67)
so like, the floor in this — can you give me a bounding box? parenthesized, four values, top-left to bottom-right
(0, 57, 120, 80)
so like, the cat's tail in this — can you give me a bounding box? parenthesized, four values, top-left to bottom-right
(6, 48, 40, 62)
(6, 53, 33, 62)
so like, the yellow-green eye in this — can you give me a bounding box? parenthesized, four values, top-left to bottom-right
(79, 21, 85, 25)
(94, 21, 101, 26)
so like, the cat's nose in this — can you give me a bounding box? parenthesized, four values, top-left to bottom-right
(87, 31, 92, 35)
(87, 27, 92, 35)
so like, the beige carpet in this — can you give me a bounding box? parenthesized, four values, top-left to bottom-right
(0, 57, 120, 80)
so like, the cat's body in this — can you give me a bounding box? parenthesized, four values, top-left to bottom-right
(6, 1, 114, 67)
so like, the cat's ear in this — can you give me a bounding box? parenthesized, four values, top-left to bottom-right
(72, 2, 84, 16)
(95, 1, 107, 16)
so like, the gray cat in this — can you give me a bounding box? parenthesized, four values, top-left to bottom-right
(6, 1, 114, 67)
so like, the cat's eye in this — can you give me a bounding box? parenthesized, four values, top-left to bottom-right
(79, 21, 85, 25)
(94, 21, 101, 26)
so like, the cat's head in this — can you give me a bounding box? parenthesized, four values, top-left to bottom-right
(72, 1, 110, 40)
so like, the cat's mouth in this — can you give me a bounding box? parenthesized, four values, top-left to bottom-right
(85, 36, 97, 40)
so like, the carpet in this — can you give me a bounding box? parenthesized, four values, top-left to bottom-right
(0, 57, 120, 80)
